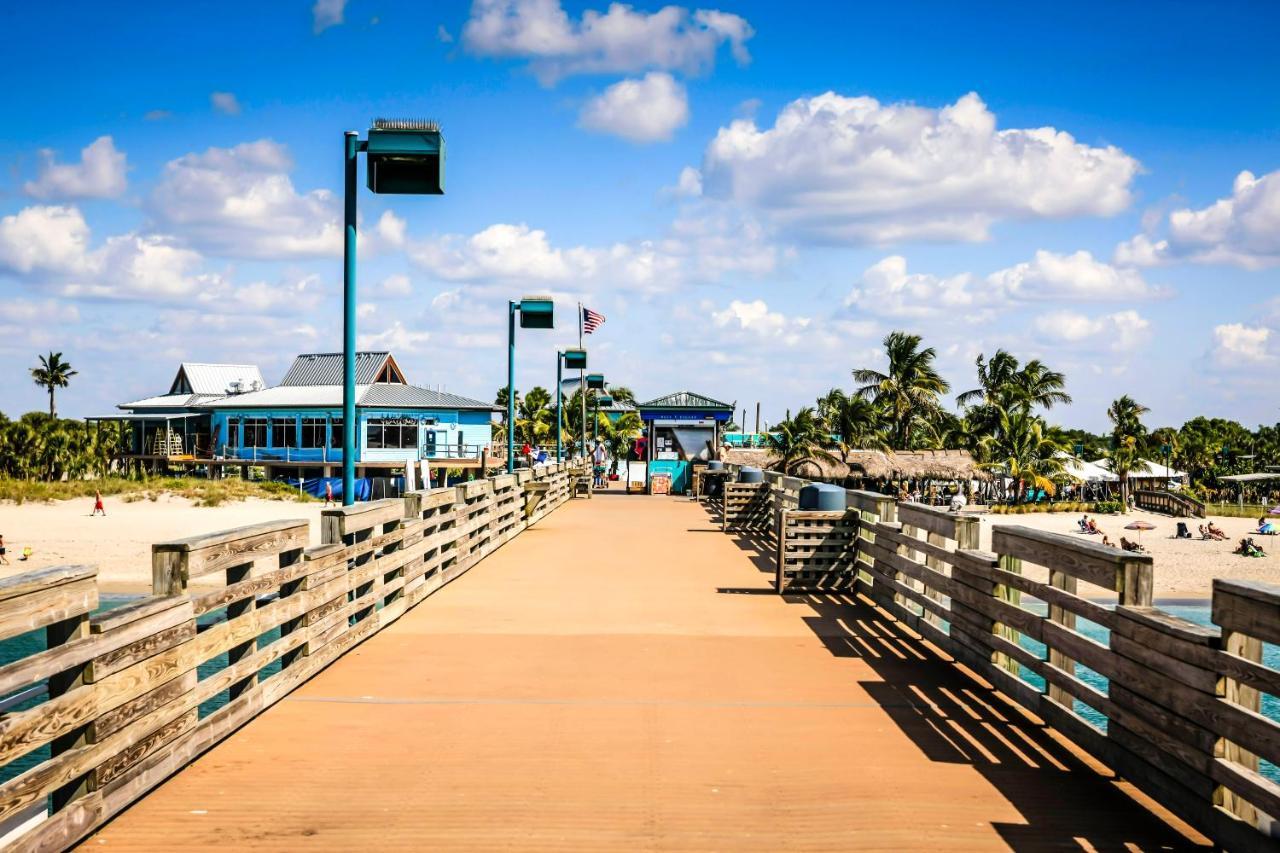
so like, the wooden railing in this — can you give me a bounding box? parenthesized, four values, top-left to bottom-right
(0, 463, 579, 851)
(721, 464, 1280, 850)
(1134, 489, 1206, 518)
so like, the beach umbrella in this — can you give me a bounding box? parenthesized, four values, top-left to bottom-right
(1268, 506, 1280, 515)
(1124, 519, 1155, 546)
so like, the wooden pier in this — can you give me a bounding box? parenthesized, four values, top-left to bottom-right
(0, 464, 1276, 849)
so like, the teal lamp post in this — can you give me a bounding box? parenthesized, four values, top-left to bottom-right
(584, 373, 606, 453)
(507, 297, 555, 473)
(342, 119, 444, 505)
(556, 348, 587, 461)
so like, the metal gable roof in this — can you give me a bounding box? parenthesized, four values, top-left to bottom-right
(279, 352, 393, 386)
(119, 392, 220, 410)
(639, 391, 733, 410)
(201, 383, 496, 411)
(359, 384, 498, 411)
(172, 363, 264, 396)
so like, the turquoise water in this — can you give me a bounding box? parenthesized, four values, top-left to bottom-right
(1010, 602, 1279, 784)
(0, 595, 283, 788)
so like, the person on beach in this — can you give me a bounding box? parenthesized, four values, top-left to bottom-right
(1207, 522, 1228, 540)
(1256, 516, 1275, 535)
(0, 534, 7, 565)
(324, 480, 335, 507)
(91, 490, 106, 516)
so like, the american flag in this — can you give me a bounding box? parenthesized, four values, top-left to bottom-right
(582, 306, 606, 334)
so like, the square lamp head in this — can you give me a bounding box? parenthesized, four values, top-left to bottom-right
(366, 119, 445, 195)
(518, 296, 555, 329)
(586, 373, 605, 390)
(596, 394, 614, 407)
(562, 348, 588, 370)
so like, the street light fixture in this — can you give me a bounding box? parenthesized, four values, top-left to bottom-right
(556, 348, 587, 462)
(342, 119, 445, 506)
(507, 296, 555, 472)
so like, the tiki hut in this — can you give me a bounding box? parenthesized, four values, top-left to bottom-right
(721, 448, 987, 495)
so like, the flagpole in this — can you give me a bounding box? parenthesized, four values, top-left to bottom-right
(578, 301, 586, 463)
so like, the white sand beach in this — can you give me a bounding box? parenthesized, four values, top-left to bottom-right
(981, 509, 1278, 600)
(0, 495, 1273, 599)
(0, 495, 323, 594)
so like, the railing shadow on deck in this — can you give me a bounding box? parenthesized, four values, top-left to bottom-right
(698, 492, 1257, 850)
(791, 588, 1206, 850)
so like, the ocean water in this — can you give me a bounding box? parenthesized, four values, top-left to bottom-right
(1010, 601, 1280, 784)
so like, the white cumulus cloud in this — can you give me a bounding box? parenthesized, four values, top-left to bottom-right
(846, 255, 987, 319)
(24, 136, 128, 200)
(1211, 323, 1272, 365)
(1117, 169, 1280, 269)
(149, 139, 341, 260)
(988, 250, 1163, 301)
(697, 91, 1140, 244)
(409, 213, 776, 295)
(463, 0, 752, 85)
(579, 72, 689, 143)
(1033, 309, 1150, 351)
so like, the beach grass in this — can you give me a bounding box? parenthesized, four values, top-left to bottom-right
(0, 476, 315, 507)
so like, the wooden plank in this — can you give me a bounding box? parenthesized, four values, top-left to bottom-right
(320, 499, 402, 539)
(991, 525, 1148, 591)
(895, 502, 966, 540)
(153, 520, 307, 584)
(89, 596, 182, 634)
(1212, 579, 1280, 646)
(91, 670, 197, 740)
(86, 621, 196, 682)
(0, 599, 187, 700)
(0, 576, 97, 643)
(0, 565, 96, 602)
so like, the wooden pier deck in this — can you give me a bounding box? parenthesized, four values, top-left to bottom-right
(81, 494, 1202, 850)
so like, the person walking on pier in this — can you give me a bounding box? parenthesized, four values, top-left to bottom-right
(324, 480, 335, 507)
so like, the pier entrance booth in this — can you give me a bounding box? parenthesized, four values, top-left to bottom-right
(637, 391, 734, 493)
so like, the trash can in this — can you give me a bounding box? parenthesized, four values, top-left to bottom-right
(737, 466, 764, 484)
(799, 483, 846, 511)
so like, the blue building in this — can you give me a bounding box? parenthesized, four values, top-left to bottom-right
(102, 352, 497, 483)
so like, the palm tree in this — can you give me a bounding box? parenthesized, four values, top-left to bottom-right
(516, 386, 552, 447)
(597, 411, 642, 476)
(1011, 360, 1072, 410)
(853, 332, 950, 449)
(765, 408, 839, 477)
(1107, 395, 1150, 510)
(956, 350, 1020, 409)
(31, 352, 77, 419)
(816, 389, 886, 459)
(980, 406, 1065, 503)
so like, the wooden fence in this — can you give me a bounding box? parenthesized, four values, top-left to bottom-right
(722, 463, 1280, 851)
(0, 463, 578, 851)
(1134, 489, 1206, 518)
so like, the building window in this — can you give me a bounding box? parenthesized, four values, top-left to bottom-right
(226, 418, 239, 449)
(300, 418, 326, 449)
(366, 418, 419, 449)
(272, 417, 297, 448)
(330, 418, 343, 449)
(243, 418, 267, 448)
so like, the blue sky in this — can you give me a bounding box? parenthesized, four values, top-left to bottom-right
(1, 0, 1278, 431)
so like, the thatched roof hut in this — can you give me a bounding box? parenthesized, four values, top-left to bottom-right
(721, 448, 987, 482)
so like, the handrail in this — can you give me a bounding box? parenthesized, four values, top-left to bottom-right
(1133, 488, 1206, 518)
(712, 462, 1278, 849)
(0, 462, 584, 850)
